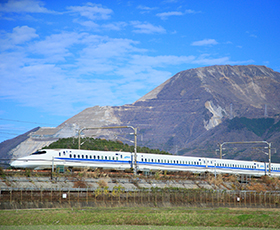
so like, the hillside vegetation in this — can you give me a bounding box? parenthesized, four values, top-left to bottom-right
(43, 137, 170, 155)
(227, 117, 278, 137)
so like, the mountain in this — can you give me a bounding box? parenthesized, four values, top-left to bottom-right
(2, 65, 280, 163)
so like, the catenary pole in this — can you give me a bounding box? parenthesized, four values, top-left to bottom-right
(78, 126, 138, 175)
(219, 141, 272, 175)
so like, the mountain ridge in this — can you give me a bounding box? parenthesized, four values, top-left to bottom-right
(1, 65, 280, 163)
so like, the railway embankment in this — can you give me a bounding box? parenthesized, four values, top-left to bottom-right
(1, 169, 280, 192)
(1, 169, 280, 209)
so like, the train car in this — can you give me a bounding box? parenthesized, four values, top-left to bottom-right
(10, 149, 133, 170)
(136, 152, 280, 177)
(10, 149, 280, 177)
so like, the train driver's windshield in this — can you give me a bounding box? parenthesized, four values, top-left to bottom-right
(31, 150, 47, 155)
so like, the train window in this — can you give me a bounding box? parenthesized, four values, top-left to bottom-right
(97, 156, 100, 159)
(112, 157, 115, 160)
(74, 154, 76, 158)
(31, 150, 47, 155)
(141, 158, 143, 161)
(105, 156, 107, 160)
(158, 159, 160, 163)
(86, 155, 88, 159)
(151, 159, 153, 162)
(59, 152, 61, 156)
(70, 154, 72, 158)
(101, 156, 103, 160)
(90, 155, 92, 159)
(93, 155, 96, 159)
(78, 155, 80, 158)
(177, 161, 179, 164)
(145, 159, 147, 162)
(116, 157, 118, 160)
(82, 155, 84, 159)
(109, 156, 111, 160)
(121, 155, 122, 158)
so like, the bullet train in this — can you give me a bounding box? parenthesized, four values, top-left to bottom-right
(10, 149, 280, 177)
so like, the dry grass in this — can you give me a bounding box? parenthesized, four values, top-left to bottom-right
(98, 179, 108, 188)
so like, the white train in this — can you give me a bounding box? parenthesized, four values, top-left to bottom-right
(10, 149, 280, 177)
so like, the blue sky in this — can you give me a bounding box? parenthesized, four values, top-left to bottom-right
(0, 0, 280, 143)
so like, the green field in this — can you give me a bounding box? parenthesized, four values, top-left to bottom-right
(0, 207, 279, 229)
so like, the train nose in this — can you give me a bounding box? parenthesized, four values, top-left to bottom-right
(10, 160, 22, 168)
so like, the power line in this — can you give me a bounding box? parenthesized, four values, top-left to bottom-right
(0, 118, 56, 126)
(0, 131, 20, 136)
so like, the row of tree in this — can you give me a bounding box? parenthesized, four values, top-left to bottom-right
(43, 137, 170, 155)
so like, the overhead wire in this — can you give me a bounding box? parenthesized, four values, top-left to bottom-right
(0, 118, 56, 126)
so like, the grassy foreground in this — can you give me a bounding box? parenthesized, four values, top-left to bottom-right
(0, 207, 279, 229)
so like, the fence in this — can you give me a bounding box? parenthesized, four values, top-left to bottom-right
(1, 188, 280, 209)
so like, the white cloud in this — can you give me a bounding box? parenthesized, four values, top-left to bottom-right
(137, 5, 158, 11)
(0, 0, 53, 13)
(192, 55, 230, 65)
(191, 39, 218, 46)
(0, 3, 254, 118)
(74, 19, 127, 31)
(74, 19, 99, 29)
(67, 3, 113, 20)
(157, 9, 199, 20)
(137, 5, 158, 13)
(156, 11, 184, 20)
(129, 55, 195, 68)
(30, 31, 85, 62)
(131, 21, 166, 34)
(11, 26, 38, 44)
(0, 26, 38, 51)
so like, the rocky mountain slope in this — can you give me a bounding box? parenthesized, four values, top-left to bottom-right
(2, 65, 280, 163)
